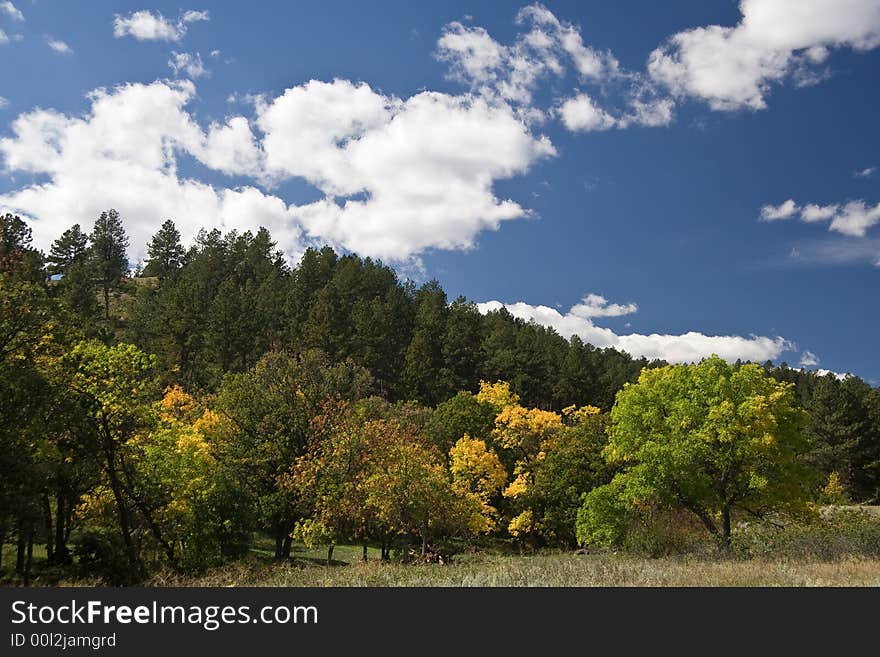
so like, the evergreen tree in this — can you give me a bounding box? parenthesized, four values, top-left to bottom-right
(47, 224, 89, 275)
(143, 219, 185, 280)
(88, 209, 129, 320)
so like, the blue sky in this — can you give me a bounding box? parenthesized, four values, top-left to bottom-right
(1, 1, 879, 382)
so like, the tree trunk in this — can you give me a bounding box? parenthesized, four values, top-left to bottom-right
(16, 527, 26, 574)
(326, 544, 334, 566)
(103, 284, 110, 321)
(362, 542, 368, 562)
(721, 505, 732, 552)
(274, 531, 284, 560)
(105, 450, 140, 575)
(282, 533, 292, 559)
(23, 529, 34, 587)
(55, 496, 69, 565)
(42, 494, 54, 562)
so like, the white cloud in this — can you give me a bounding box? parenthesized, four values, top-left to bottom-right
(47, 38, 72, 55)
(0, 81, 292, 263)
(855, 166, 876, 178)
(259, 80, 556, 260)
(828, 200, 880, 236)
(0, 28, 8, 44)
(760, 198, 799, 220)
(799, 350, 820, 366)
(168, 51, 208, 79)
(0, 77, 555, 264)
(816, 368, 850, 380)
(476, 297, 792, 364)
(0, 96, 8, 109)
(0, 1, 23, 21)
(763, 198, 880, 236)
(648, 0, 880, 111)
(113, 9, 209, 42)
(570, 293, 637, 318)
(435, 4, 623, 114)
(800, 203, 838, 222)
(558, 93, 617, 132)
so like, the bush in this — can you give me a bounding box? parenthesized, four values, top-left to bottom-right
(73, 529, 135, 585)
(731, 508, 880, 560)
(621, 509, 713, 558)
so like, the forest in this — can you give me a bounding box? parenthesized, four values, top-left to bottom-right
(2, 210, 880, 586)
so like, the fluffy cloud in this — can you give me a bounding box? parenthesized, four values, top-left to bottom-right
(761, 198, 880, 236)
(0, 81, 293, 263)
(648, 0, 880, 111)
(1, 1, 23, 21)
(760, 198, 799, 220)
(47, 38, 73, 55)
(570, 293, 637, 318)
(113, 9, 209, 42)
(558, 93, 617, 132)
(168, 51, 208, 79)
(258, 80, 555, 260)
(477, 297, 791, 364)
(799, 350, 820, 366)
(433, 2, 670, 130)
(0, 77, 555, 264)
(0, 96, 8, 109)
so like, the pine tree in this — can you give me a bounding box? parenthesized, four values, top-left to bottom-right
(143, 219, 185, 280)
(47, 224, 89, 275)
(88, 209, 129, 320)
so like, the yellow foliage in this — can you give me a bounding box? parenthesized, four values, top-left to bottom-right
(821, 471, 848, 505)
(160, 385, 201, 423)
(503, 472, 530, 499)
(562, 404, 601, 424)
(493, 405, 561, 454)
(507, 509, 536, 538)
(476, 380, 520, 413)
(449, 436, 507, 498)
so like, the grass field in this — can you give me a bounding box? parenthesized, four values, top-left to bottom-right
(141, 550, 880, 587)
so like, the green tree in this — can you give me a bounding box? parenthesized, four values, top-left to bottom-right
(88, 209, 130, 320)
(47, 224, 89, 276)
(143, 219, 185, 280)
(425, 391, 496, 455)
(577, 357, 812, 550)
(59, 341, 158, 577)
(0, 213, 42, 281)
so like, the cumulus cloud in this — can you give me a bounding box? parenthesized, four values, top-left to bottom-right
(113, 9, 209, 42)
(570, 293, 637, 318)
(435, 3, 669, 129)
(1, 1, 23, 21)
(0, 77, 555, 264)
(816, 368, 851, 380)
(762, 198, 880, 236)
(799, 350, 820, 366)
(0, 81, 290, 263)
(476, 297, 792, 364)
(168, 51, 208, 79)
(648, 0, 880, 111)
(558, 93, 617, 132)
(760, 199, 799, 221)
(258, 80, 555, 260)
(47, 38, 72, 55)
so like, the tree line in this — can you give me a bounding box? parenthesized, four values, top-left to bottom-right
(1, 210, 879, 584)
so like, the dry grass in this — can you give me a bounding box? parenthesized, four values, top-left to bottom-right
(147, 552, 880, 587)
